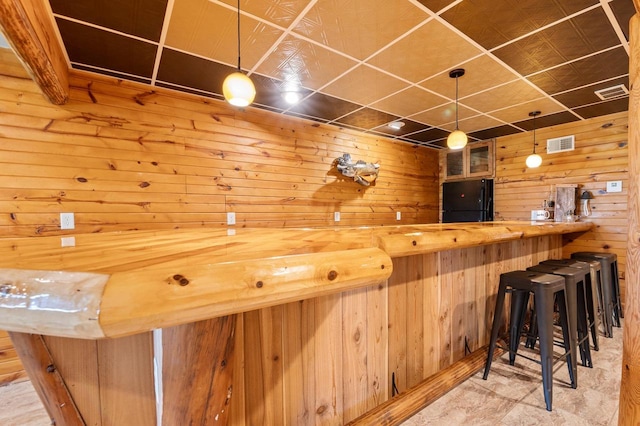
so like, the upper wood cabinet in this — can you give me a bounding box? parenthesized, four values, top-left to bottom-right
(444, 140, 494, 180)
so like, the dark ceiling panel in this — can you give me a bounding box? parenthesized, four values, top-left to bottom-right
(56, 18, 157, 78)
(513, 111, 580, 131)
(250, 74, 312, 112)
(74, 64, 151, 85)
(553, 76, 630, 108)
(288, 93, 361, 121)
(335, 108, 398, 130)
(527, 46, 629, 94)
(574, 97, 630, 119)
(610, 0, 636, 41)
(441, 0, 599, 49)
(156, 48, 232, 95)
(469, 125, 522, 141)
(50, 0, 168, 42)
(493, 8, 618, 76)
(403, 128, 450, 144)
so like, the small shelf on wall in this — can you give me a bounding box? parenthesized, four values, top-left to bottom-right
(443, 139, 494, 181)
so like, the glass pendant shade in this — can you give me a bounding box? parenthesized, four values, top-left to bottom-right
(447, 129, 468, 150)
(223, 72, 256, 107)
(525, 153, 542, 168)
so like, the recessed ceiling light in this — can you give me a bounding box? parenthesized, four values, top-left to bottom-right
(388, 121, 405, 130)
(282, 91, 302, 104)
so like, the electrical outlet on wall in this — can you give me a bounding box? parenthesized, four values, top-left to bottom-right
(226, 212, 236, 225)
(396, 211, 401, 220)
(60, 212, 75, 230)
(334, 211, 340, 222)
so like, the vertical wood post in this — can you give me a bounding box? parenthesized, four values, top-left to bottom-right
(8, 332, 84, 425)
(620, 9, 640, 425)
(161, 315, 237, 425)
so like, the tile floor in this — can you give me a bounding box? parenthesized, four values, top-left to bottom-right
(0, 323, 623, 425)
(402, 322, 623, 426)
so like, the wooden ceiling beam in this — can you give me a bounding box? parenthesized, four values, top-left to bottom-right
(0, 0, 68, 104)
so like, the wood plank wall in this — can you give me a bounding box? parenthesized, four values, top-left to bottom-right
(0, 46, 438, 386)
(491, 111, 629, 306)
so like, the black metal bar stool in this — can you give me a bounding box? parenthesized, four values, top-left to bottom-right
(527, 263, 592, 368)
(539, 259, 601, 351)
(571, 252, 622, 334)
(483, 270, 577, 411)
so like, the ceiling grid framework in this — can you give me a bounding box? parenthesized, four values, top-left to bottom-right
(40, 0, 633, 149)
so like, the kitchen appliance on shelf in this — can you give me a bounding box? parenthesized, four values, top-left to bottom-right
(442, 178, 494, 223)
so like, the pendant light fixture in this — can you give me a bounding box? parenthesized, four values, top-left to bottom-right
(447, 68, 468, 150)
(222, 0, 256, 107)
(525, 110, 542, 168)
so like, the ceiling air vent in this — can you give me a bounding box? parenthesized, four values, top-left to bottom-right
(594, 84, 628, 100)
(547, 135, 575, 154)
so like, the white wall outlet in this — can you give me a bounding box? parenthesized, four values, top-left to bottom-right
(396, 211, 401, 221)
(226, 212, 236, 225)
(60, 212, 75, 230)
(606, 181, 622, 193)
(60, 236, 76, 247)
(334, 211, 341, 222)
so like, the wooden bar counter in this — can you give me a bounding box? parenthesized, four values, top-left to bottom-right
(0, 221, 591, 425)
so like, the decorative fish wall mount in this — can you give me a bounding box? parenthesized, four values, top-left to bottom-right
(335, 153, 380, 186)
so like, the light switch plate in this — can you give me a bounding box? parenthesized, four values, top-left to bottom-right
(606, 181, 622, 192)
(226, 212, 236, 225)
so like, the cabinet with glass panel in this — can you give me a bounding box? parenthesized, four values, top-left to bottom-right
(444, 140, 494, 180)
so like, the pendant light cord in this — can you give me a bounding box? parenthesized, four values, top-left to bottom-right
(455, 76, 459, 130)
(532, 114, 536, 154)
(236, 0, 241, 71)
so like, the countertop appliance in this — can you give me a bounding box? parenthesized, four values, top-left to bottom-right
(442, 178, 494, 223)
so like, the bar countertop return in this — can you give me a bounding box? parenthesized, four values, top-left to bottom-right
(0, 221, 592, 340)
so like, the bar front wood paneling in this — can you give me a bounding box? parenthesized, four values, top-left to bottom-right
(0, 222, 589, 424)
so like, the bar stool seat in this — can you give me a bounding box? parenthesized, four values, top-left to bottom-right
(571, 252, 622, 336)
(539, 259, 601, 350)
(527, 263, 592, 368)
(483, 270, 577, 411)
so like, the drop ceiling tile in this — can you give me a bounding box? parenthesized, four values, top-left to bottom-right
(415, 1, 456, 14)
(420, 55, 518, 99)
(373, 119, 430, 137)
(368, 20, 482, 83)
(50, 0, 168, 41)
(512, 111, 580, 131)
(403, 127, 450, 143)
(369, 86, 448, 119)
(74, 64, 152, 84)
(527, 46, 629, 94)
(288, 92, 361, 121)
(292, 0, 428, 60)
(156, 48, 233, 95)
(553, 76, 629, 108)
(461, 80, 546, 114)
(409, 102, 476, 128)
(493, 8, 619, 76)
(441, 0, 599, 49)
(574, 97, 629, 118)
(56, 19, 157, 78)
(322, 65, 409, 106)
(335, 108, 398, 130)
(610, 0, 636, 41)
(469, 125, 522, 141)
(255, 35, 358, 90)
(218, 0, 314, 28)
(166, 0, 282, 69)
(250, 73, 313, 111)
(488, 98, 565, 124)
(447, 115, 505, 134)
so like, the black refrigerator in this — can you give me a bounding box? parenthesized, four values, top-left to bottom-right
(442, 178, 493, 223)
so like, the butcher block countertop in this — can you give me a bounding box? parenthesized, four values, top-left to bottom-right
(0, 221, 592, 339)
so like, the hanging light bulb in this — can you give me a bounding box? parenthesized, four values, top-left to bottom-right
(223, 0, 255, 107)
(447, 68, 468, 150)
(526, 111, 542, 168)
